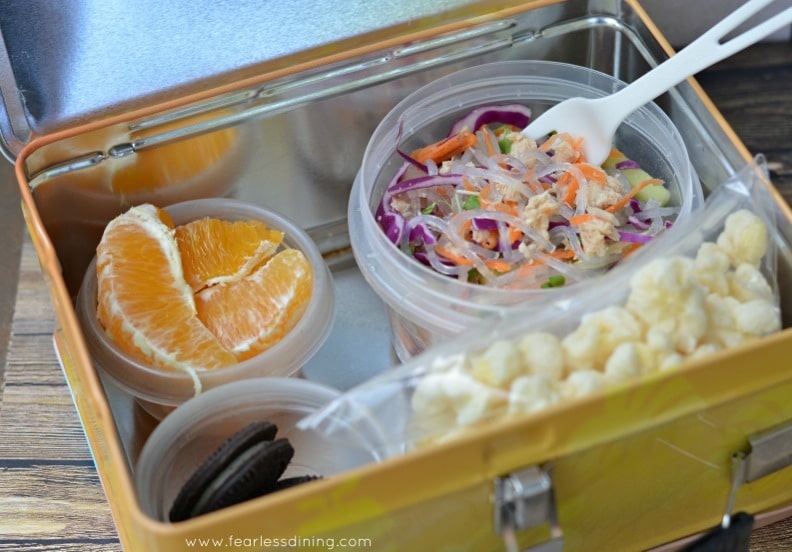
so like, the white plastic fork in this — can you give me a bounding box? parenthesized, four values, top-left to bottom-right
(522, 0, 792, 166)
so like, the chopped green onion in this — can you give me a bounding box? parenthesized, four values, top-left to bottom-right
(463, 195, 481, 210)
(467, 267, 482, 284)
(421, 202, 437, 215)
(498, 138, 512, 154)
(540, 274, 566, 288)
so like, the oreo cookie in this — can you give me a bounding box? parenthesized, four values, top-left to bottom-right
(169, 421, 320, 522)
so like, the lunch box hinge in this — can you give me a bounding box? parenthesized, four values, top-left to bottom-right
(493, 465, 563, 552)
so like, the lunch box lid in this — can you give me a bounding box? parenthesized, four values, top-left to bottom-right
(0, 0, 550, 162)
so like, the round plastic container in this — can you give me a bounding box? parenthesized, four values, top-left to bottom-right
(76, 198, 336, 419)
(134, 377, 384, 521)
(348, 60, 703, 361)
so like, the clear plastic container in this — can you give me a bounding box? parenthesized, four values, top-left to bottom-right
(76, 198, 336, 419)
(348, 60, 703, 361)
(134, 377, 385, 522)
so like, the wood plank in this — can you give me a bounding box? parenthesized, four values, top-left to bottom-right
(0, 464, 117, 540)
(0, 543, 121, 551)
(4, 335, 68, 386)
(0, 235, 120, 550)
(698, 42, 792, 204)
(0, 385, 95, 461)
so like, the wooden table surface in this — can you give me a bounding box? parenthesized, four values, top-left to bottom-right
(1, 41, 791, 551)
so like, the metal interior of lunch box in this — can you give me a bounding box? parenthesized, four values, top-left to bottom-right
(10, 0, 792, 550)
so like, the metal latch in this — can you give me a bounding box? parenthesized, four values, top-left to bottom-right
(681, 418, 792, 551)
(680, 453, 755, 551)
(744, 419, 792, 483)
(494, 466, 563, 552)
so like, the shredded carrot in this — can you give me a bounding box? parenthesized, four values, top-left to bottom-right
(514, 262, 543, 278)
(481, 197, 519, 216)
(485, 259, 512, 273)
(524, 167, 547, 192)
(459, 219, 473, 238)
(558, 172, 579, 206)
(482, 129, 497, 157)
(605, 178, 663, 213)
(507, 225, 522, 244)
(569, 213, 594, 226)
(462, 177, 476, 192)
(515, 250, 575, 277)
(434, 244, 473, 266)
(480, 182, 493, 202)
(411, 130, 477, 164)
(494, 125, 519, 138)
(435, 244, 511, 272)
(621, 242, 643, 259)
(539, 132, 566, 152)
(548, 249, 576, 260)
(574, 163, 607, 185)
(571, 136, 584, 162)
(478, 182, 519, 215)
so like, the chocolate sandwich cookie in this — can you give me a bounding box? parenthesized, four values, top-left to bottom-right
(273, 474, 322, 491)
(169, 421, 320, 522)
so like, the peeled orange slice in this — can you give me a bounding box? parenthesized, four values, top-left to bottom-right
(95, 204, 237, 376)
(194, 248, 313, 360)
(175, 217, 283, 292)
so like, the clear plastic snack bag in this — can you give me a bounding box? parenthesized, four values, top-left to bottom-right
(300, 156, 785, 459)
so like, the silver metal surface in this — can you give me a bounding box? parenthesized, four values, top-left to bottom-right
(723, 452, 748, 528)
(0, 0, 533, 159)
(745, 419, 792, 483)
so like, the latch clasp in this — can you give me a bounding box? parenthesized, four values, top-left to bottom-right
(494, 466, 563, 552)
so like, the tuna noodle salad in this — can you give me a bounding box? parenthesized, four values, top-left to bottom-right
(376, 103, 680, 290)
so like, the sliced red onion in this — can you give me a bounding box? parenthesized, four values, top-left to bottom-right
(389, 173, 463, 196)
(380, 173, 463, 218)
(448, 103, 532, 136)
(376, 162, 411, 220)
(616, 159, 641, 170)
(471, 217, 499, 231)
(380, 211, 405, 245)
(396, 146, 428, 172)
(629, 198, 642, 212)
(618, 231, 654, 244)
(548, 220, 570, 229)
(627, 215, 650, 231)
(412, 251, 431, 266)
(409, 223, 436, 245)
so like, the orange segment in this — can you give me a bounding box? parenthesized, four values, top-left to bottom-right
(175, 217, 284, 292)
(95, 204, 238, 377)
(194, 248, 313, 360)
